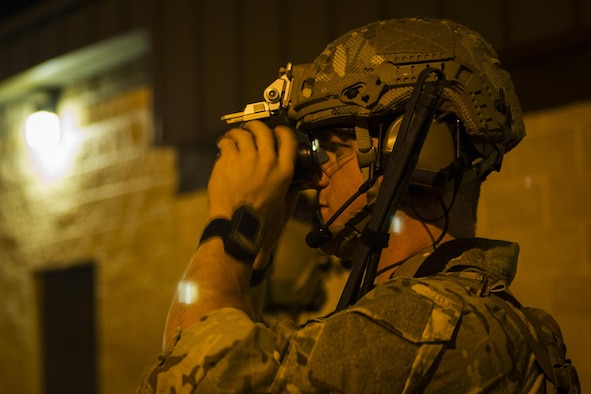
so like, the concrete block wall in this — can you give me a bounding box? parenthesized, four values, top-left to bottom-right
(0, 71, 185, 393)
(478, 101, 591, 390)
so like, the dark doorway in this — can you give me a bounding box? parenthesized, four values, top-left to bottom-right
(35, 263, 97, 394)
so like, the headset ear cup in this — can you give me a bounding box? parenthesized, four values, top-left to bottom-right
(382, 116, 458, 201)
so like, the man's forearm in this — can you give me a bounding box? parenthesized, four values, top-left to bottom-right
(163, 238, 255, 349)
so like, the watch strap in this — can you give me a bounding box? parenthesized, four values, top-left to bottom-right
(199, 205, 264, 263)
(199, 218, 269, 286)
(200, 218, 258, 262)
(199, 218, 230, 245)
(249, 254, 274, 287)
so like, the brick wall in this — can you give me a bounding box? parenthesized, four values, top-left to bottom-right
(478, 101, 591, 390)
(0, 73, 184, 393)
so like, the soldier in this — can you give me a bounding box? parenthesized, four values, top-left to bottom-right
(139, 18, 580, 393)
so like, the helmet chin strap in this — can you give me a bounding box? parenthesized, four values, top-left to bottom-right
(319, 202, 375, 258)
(354, 122, 376, 179)
(305, 172, 379, 252)
(354, 122, 382, 201)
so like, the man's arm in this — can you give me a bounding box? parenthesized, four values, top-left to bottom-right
(163, 121, 297, 349)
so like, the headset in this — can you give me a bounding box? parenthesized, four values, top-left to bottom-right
(381, 114, 459, 200)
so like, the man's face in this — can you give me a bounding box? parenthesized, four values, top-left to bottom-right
(312, 130, 367, 231)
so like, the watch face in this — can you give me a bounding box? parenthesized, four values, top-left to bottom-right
(236, 208, 260, 241)
(229, 205, 264, 260)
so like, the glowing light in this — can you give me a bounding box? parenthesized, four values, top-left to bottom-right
(25, 120, 82, 184)
(25, 111, 61, 150)
(390, 214, 404, 234)
(178, 281, 199, 304)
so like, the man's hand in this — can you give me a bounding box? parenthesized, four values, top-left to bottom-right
(163, 121, 298, 348)
(207, 120, 298, 268)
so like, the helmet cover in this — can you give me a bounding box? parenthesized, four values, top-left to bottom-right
(292, 18, 525, 152)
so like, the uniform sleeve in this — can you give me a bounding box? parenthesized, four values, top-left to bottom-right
(137, 279, 464, 394)
(137, 307, 299, 393)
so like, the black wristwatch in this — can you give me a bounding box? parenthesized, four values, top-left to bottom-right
(199, 205, 264, 263)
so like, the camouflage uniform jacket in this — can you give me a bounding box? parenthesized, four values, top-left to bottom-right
(138, 238, 572, 393)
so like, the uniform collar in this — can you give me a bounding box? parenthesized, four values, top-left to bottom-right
(392, 238, 520, 285)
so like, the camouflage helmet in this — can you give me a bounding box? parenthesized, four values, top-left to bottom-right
(291, 18, 525, 152)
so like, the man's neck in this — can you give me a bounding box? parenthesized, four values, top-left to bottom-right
(374, 211, 454, 283)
